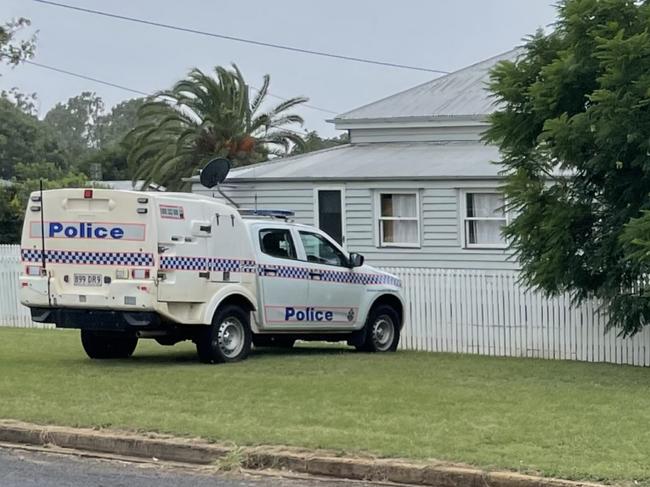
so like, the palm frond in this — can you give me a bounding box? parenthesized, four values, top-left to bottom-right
(127, 63, 308, 185)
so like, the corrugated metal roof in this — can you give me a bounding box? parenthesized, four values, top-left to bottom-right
(335, 49, 521, 122)
(222, 142, 502, 181)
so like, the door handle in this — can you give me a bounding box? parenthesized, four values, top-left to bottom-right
(263, 267, 278, 276)
(309, 271, 322, 280)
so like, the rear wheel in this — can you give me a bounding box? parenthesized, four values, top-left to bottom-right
(196, 305, 252, 363)
(356, 305, 400, 353)
(81, 330, 138, 359)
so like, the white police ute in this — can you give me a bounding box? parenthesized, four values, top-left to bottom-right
(19, 188, 404, 363)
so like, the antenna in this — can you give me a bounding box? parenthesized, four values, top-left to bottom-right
(39, 180, 51, 307)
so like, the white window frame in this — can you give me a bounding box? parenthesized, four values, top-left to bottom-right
(459, 189, 508, 250)
(374, 190, 421, 248)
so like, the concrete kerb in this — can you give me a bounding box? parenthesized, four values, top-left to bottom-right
(0, 420, 603, 487)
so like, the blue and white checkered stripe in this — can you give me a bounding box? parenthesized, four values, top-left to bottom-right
(158, 255, 401, 288)
(211, 258, 256, 272)
(21, 248, 154, 267)
(159, 256, 207, 271)
(257, 264, 310, 280)
(320, 270, 400, 287)
(160, 256, 256, 273)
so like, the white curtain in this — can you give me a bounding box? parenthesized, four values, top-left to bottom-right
(390, 194, 417, 218)
(467, 193, 505, 245)
(381, 194, 418, 243)
(468, 193, 503, 218)
(469, 220, 503, 245)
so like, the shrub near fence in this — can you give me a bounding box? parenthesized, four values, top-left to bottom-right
(1, 245, 649, 365)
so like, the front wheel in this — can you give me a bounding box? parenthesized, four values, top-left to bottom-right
(81, 330, 138, 359)
(196, 305, 252, 363)
(356, 305, 400, 353)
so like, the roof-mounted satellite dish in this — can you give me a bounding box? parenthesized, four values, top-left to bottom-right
(200, 158, 231, 189)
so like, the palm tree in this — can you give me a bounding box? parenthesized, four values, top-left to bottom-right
(125, 64, 307, 190)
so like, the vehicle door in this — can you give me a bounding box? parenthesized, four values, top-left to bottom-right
(296, 230, 366, 329)
(254, 224, 311, 330)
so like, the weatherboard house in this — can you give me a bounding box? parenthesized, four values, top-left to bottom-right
(193, 51, 514, 270)
(192, 49, 650, 366)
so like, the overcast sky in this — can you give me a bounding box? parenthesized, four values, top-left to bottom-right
(1, 0, 558, 136)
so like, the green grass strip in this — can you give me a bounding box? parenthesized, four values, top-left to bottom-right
(1, 328, 648, 484)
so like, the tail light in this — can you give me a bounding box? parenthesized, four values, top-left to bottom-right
(25, 265, 44, 276)
(131, 269, 151, 279)
(83, 189, 93, 199)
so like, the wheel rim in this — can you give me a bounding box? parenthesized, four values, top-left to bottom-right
(372, 315, 395, 351)
(216, 317, 245, 359)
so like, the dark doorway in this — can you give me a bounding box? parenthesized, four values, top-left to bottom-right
(317, 190, 343, 245)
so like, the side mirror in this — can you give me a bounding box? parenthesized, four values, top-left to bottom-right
(348, 252, 364, 268)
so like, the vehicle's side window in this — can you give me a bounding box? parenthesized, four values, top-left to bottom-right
(259, 229, 297, 260)
(299, 231, 347, 267)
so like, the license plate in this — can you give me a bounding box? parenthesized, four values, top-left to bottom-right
(73, 273, 103, 287)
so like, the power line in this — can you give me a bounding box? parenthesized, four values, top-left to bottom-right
(23, 60, 337, 116)
(257, 90, 338, 115)
(24, 60, 149, 96)
(33, 0, 450, 75)
(22, 60, 311, 136)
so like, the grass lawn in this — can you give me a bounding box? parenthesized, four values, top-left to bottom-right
(1, 328, 649, 484)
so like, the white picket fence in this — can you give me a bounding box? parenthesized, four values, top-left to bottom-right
(2, 244, 648, 365)
(0, 245, 49, 328)
(388, 267, 650, 366)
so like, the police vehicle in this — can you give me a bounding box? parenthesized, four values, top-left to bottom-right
(19, 186, 404, 363)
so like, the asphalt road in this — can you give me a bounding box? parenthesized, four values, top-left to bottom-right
(0, 446, 378, 487)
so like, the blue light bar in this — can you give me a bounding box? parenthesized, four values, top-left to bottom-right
(239, 209, 295, 219)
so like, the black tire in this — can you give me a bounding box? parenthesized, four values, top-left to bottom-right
(196, 305, 252, 363)
(356, 305, 401, 353)
(253, 335, 296, 349)
(81, 330, 138, 359)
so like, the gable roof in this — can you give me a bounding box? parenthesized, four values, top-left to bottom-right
(334, 49, 520, 123)
(215, 141, 501, 182)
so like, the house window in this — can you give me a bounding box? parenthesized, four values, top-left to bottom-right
(461, 191, 507, 248)
(377, 192, 420, 247)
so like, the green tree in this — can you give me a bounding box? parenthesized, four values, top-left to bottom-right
(126, 64, 307, 190)
(77, 145, 130, 181)
(290, 131, 349, 155)
(485, 0, 650, 336)
(0, 98, 65, 179)
(96, 97, 146, 149)
(44, 91, 104, 162)
(0, 17, 36, 69)
(0, 184, 18, 243)
(1, 87, 38, 116)
(72, 97, 146, 182)
(0, 162, 88, 244)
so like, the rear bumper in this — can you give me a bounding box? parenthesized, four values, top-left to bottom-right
(30, 307, 161, 331)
